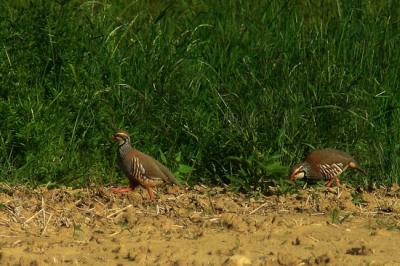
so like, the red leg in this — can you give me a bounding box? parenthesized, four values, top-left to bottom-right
(111, 179, 140, 193)
(142, 182, 156, 201)
(111, 187, 134, 193)
(325, 178, 333, 187)
(325, 176, 340, 187)
(334, 176, 341, 186)
(146, 187, 154, 200)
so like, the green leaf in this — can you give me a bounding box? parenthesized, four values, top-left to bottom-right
(175, 152, 182, 163)
(159, 149, 167, 164)
(178, 164, 193, 174)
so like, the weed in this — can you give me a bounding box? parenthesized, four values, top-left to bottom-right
(160, 150, 193, 183)
(0, 0, 399, 191)
(330, 208, 351, 224)
(330, 208, 340, 224)
(226, 150, 287, 193)
(351, 191, 367, 206)
(73, 223, 83, 237)
(375, 219, 400, 231)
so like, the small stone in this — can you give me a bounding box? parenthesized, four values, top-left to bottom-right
(292, 237, 301, 245)
(346, 246, 372, 256)
(224, 254, 252, 266)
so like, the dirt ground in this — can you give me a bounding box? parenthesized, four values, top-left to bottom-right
(0, 183, 399, 266)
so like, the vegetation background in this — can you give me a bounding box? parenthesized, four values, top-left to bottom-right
(0, 0, 399, 192)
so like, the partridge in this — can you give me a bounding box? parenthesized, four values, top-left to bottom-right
(112, 130, 180, 200)
(289, 148, 365, 186)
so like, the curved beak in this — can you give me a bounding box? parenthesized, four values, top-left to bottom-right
(112, 134, 118, 141)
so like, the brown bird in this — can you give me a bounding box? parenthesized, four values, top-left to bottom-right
(112, 130, 180, 200)
(289, 148, 365, 186)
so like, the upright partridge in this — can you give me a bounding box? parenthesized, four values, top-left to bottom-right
(112, 130, 180, 200)
(289, 148, 365, 186)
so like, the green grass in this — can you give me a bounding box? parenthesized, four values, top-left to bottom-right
(0, 0, 399, 192)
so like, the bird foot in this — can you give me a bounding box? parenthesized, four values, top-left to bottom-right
(325, 177, 341, 187)
(146, 188, 156, 201)
(110, 187, 133, 193)
(325, 180, 333, 187)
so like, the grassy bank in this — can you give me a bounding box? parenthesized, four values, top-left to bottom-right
(0, 0, 399, 191)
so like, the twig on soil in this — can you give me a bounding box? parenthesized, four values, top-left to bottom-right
(114, 212, 124, 221)
(167, 194, 185, 201)
(306, 235, 320, 242)
(336, 187, 342, 199)
(305, 195, 311, 207)
(106, 204, 133, 218)
(42, 196, 46, 229)
(249, 202, 269, 215)
(171, 224, 184, 228)
(93, 197, 106, 207)
(277, 209, 289, 213)
(0, 217, 10, 227)
(109, 230, 122, 237)
(76, 206, 96, 212)
(311, 212, 326, 216)
(41, 212, 53, 236)
(292, 218, 304, 227)
(5, 204, 21, 223)
(24, 209, 43, 225)
(327, 221, 340, 228)
(208, 194, 216, 214)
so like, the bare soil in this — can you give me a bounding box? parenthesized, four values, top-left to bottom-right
(0, 183, 399, 266)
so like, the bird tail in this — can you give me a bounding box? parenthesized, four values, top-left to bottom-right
(355, 166, 366, 175)
(155, 161, 181, 186)
(350, 162, 366, 175)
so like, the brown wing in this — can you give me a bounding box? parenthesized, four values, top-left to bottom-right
(307, 163, 324, 179)
(306, 149, 355, 165)
(129, 156, 154, 187)
(304, 149, 351, 179)
(131, 149, 180, 185)
(133, 150, 175, 183)
(319, 162, 347, 180)
(153, 159, 180, 185)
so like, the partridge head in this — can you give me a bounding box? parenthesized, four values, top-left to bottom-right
(290, 148, 365, 186)
(112, 130, 180, 200)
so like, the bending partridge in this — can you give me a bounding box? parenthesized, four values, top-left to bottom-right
(289, 148, 365, 186)
(112, 130, 180, 200)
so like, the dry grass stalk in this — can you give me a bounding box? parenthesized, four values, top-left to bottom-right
(42, 196, 46, 229)
(0, 234, 19, 238)
(106, 204, 133, 219)
(24, 209, 43, 225)
(249, 202, 269, 215)
(306, 235, 320, 242)
(41, 212, 53, 236)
